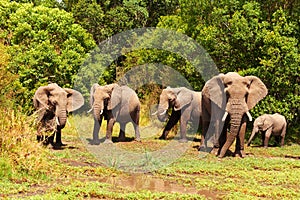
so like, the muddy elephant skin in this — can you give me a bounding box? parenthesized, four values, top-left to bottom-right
(33, 83, 84, 146)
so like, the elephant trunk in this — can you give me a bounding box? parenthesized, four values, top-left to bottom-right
(157, 105, 168, 122)
(219, 114, 242, 157)
(247, 128, 257, 146)
(219, 99, 248, 158)
(57, 109, 67, 128)
(93, 103, 104, 122)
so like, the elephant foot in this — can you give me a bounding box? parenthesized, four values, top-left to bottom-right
(198, 146, 213, 152)
(179, 138, 188, 143)
(53, 142, 66, 147)
(117, 136, 126, 142)
(234, 150, 246, 158)
(217, 154, 224, 159)
(103, 139, 113, 144)
(211, 147, 219, 156)
(135, 137, 141, 142)
(159, 135, 167, 140)
(91, 139, 101, 145)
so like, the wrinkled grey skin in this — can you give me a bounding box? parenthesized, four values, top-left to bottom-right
(155, 87, 202, 142)
(33, 83, 84, 146)
(201, 72, 268, 158)
(247, 113, 287, 147)
(90, 83, 141, 144)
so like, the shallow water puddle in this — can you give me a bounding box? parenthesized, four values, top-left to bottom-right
(102, 174, 218, 198)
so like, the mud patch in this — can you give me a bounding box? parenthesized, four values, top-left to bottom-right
(62, 158, 102, 167)
(101, 174, 219, 199)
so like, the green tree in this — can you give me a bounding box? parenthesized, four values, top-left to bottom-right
(0, 0, 95, 111)
(158, 0, 299, 138)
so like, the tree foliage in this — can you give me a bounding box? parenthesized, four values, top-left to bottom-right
(0, 0, 95, 111)
(0, 0, 298, 139)
(158, 0, 299, 136)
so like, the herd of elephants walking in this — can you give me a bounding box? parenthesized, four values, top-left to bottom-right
(33, 72, 287, 158)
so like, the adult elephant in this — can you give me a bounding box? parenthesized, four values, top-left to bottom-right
(33, 83, 84, 146)
(90, 83, 141, 144)
(155, 87, 202, 142)
(201, 72, 268, 158)
(247, 113, 287, 147)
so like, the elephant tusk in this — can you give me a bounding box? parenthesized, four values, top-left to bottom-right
(67, 118, 71, 127)
(87, 105, 94, 113)
(159, 110, 167, 116)
(222, 111, 229, 122)
(246, 111, 252, 121)
(151, 111, 158, 116)
(100, 109, 103, 115)
(55, 117, 60, 126)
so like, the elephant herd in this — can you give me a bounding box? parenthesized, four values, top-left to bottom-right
(33, 72, 287, 158)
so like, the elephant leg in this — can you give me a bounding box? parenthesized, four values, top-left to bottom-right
(261, 132, 265, 147)
(55, 127, 65, 146)
(118, 123, 126, 142)
(264, 129, 272, 148)
(159, 110, 180, 140)
(235, 121, 246, 158)
(280, 136, 285, 147)
(280, 124, 286, 147)
(216, 125, 228, 156)
(200, 120, 209, 147)
(104, 118, 115, 144)
(92, 116, 102, 144)
(37, 135, 44, 142)
(275, 136, 280, 146)
(133, 123, 141, 142)
(133, 110, 141, 142)
(179, 109, 191, 143)
(43, 133, 54, 146)
(179, 118, 188, 143)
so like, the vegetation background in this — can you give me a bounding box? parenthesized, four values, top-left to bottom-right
(0, 0, 299, 198)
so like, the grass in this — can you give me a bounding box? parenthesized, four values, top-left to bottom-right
(1, 109, 300, 199)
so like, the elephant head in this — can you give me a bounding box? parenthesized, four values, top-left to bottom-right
(33, 83, 84, 128)
(90, 83, 120, 121)
(203, 72, 268, 157)
(247, 114, 273, 146)
(157, 87, 193, 122)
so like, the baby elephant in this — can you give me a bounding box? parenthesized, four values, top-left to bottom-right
(247, 113, 287, 147)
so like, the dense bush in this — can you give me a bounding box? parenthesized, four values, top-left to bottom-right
(0, 0, 95, 112)
(0, 42, 51, 180)
(157, 0, 299, 139)
(0, 0, 298, 141)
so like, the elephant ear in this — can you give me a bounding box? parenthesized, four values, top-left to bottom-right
(107, 85, 122, 110)
(174, 88, 193, 111)
(202, 74, 227, 109)
(90, 83, 100, 108)
(260, 116, 273, 131)
(64, 88, 84, 112)
(33, 84, 56, 109)
(246, 76, 268, 110)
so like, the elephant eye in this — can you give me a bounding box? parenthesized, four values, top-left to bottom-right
(224, 81, 232, 87)
(242, 81, 250, 88)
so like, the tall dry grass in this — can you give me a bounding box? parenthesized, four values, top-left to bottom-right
(0, 42, 51, 181)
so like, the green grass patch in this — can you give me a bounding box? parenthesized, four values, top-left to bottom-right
(2, 114, 300, 199)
